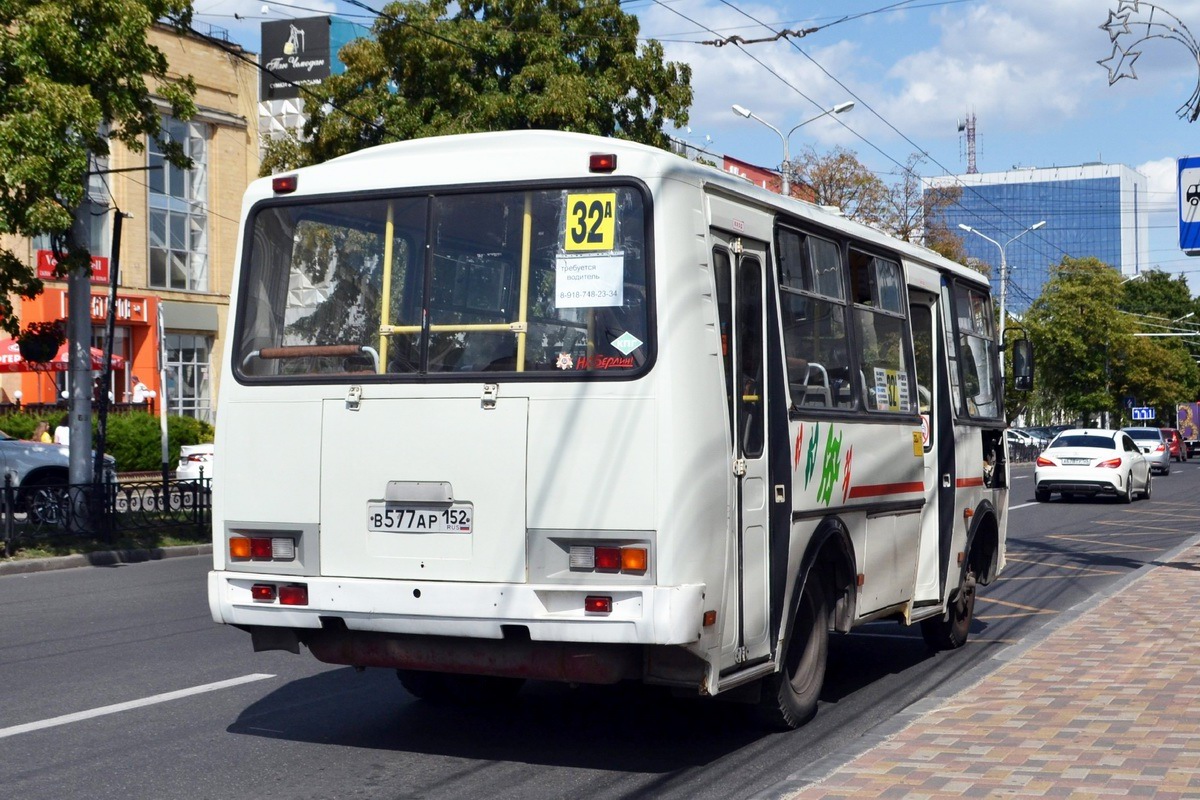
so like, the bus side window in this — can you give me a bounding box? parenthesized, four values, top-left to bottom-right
(776, 226, 854, 410)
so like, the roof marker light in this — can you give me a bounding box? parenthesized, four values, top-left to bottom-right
(589, 154, 617, 173)
(272, 175, 298, 193)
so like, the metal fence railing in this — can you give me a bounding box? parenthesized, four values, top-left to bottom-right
(0, 471, 210, 553)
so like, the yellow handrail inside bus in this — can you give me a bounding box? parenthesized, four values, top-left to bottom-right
(515, 192, 533, 372)
(378, 201, 395, 374)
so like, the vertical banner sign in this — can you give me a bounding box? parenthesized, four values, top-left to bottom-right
(157, 307, 170, 481)
(1178, 155, 1200, 255)
(260, 17, 332, 100)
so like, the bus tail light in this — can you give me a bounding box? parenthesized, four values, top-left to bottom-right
(570, 544, 648, 574)
(1097, 457, 1122, 469)
(230, 536, 296, 562)
(595, 546, 621, 571)
(584, 595, 612, 613)
(248, 583, 308, 605)
(279, 584, 309, 606)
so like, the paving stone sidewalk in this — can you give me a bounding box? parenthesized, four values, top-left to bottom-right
(786, 542, 1200, 799)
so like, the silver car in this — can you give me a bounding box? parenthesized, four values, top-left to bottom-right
(0, 429, 117, 524)
(1121, 427, 1171, 475)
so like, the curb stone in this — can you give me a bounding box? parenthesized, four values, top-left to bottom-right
(0, 544, 212, 576)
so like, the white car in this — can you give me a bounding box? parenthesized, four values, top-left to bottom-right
(175, 443, 214, 483)
(1034, 428, 1150, 503)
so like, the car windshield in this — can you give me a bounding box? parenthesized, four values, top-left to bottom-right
(1125, 430, 1160, 441)
(1050, 435, 1115, 450)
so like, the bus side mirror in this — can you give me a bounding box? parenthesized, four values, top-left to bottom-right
(1010, 338, 1034, 392)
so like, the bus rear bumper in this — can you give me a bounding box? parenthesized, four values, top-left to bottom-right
(208, 571, 705, 648)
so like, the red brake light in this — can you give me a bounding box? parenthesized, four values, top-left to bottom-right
(589, 153, 617, 173)
(584, 595, 612, 613)
(1096, 457, 1122, 469)
(249, 537, 273, 559)
(594, 546, 621, 571)
(251, 584, 276, 601)
(272, 175, 298, 193)
(1035, 456, 1055, 467)
(278, 584, 309, 606)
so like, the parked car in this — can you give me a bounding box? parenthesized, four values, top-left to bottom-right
(1160, 428, 1188, 462)
(1034, 428, 1151, 503)
(0, 429, 117, 524)
(175, 443, 214, 483)
(1120, 427, 1172, 475)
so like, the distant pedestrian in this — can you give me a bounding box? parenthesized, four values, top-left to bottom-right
(132, 376, 149, 404)
(32, 421, 51, 443)
(53, 415, 69, 446)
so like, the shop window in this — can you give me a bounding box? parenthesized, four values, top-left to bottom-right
(165, 333, 213, 422)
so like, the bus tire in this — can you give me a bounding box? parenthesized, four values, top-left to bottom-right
(921, 568, 976, 651)
(757, 575, 829, 730)
(397, 669, 524, 705)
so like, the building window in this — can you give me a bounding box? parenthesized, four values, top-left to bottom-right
(165, 333, 212, 422)
(149, 117, 209, 291)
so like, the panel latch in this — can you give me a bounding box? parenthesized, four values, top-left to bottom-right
(481, 383, 498, 410)
(346, 385, 362, 411)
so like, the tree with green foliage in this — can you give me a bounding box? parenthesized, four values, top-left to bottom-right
(790, 145, 888, 228)
(261, 0, 692, 173)
(1025, 257, 1200, 424)
(0, 0, 197, 335)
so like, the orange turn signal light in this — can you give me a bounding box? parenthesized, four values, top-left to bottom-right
(229, 538, 251, 559)
(621, 547, 647, 572)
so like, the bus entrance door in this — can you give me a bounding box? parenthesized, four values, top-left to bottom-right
(713, 231, 771, 664)
(911, 290, 952, 605)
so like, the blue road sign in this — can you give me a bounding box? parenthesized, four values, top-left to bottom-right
(1132, 406, 1155, 421)
(1179, 156, 1200, 255)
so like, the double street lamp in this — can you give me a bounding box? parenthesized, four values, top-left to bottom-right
(958, 220, 1046, 374)
(730, 101, 854, 195)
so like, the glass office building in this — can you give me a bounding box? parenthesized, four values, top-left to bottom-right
(926, 164, 1150, 313)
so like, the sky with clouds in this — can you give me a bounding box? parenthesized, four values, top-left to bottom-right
(193, 0, 1200, 291)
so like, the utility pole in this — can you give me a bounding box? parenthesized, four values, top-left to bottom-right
(67, 197, 95, 490)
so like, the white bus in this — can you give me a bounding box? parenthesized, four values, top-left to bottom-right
(208, 131, 1031, 728)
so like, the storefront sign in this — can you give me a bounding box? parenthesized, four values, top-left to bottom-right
(36, 250, 110, 284)
(54, 291, 150, 324)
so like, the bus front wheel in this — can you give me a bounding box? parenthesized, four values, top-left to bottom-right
(757, 576, 829, 730)
(921, 568, 976, 651)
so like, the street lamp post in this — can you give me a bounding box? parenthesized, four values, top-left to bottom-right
(731, 101, 854, 196)
(958, 220, 1046, 375)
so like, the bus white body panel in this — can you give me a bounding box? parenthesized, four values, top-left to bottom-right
(209, 131, 1015, 724)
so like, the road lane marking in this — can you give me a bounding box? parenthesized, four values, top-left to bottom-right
(0, 673, 275, 740)
(1008, 501, 1038, 511)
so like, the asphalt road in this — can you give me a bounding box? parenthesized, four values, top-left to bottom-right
(1, 458, 1197, 800)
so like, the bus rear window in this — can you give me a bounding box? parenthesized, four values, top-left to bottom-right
(236, 186, 651, 380)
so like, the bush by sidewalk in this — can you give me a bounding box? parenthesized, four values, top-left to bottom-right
(0, 410, 213, 471)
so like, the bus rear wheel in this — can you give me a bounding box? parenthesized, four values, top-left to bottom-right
(757, 576, 829, 730)
(921, 568, 976, 651)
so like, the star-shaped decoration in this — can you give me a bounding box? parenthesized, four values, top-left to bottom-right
(1117, 0, 1141, 14)
(1098, 43, 1141, 84)
(1100, 9, 1131, 42)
